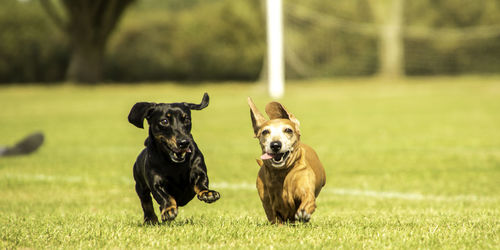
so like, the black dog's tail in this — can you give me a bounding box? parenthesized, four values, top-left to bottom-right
(0, 132, 44, 157)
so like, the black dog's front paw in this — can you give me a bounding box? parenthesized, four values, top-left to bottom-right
(197, 190, 220, 203)
(161, 206, 178, 222)
(295, 209, 311, 223)
(143, 214, 159, 225)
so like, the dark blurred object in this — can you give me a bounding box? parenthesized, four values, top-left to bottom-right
(0, 132, 45, 157)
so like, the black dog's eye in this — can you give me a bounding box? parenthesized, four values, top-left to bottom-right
(284, 128, 293, 134)
(262, 129, 270, 136)
(159, 119, 169, 126)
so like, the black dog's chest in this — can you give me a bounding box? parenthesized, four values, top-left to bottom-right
(155, 163, 189, 180)
(150, 163, 196, 206)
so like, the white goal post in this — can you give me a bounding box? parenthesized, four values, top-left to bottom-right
(266, 0, 284, 99)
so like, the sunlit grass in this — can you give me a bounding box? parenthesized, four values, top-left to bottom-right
(0, 77, 499, 248)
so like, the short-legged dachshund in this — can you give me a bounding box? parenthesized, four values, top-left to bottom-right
(248, 98, 326, 224)
(128, 93, 220, 224)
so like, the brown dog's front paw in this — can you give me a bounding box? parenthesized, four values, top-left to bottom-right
(197, 190, 220, 203)
(143, 215, 159, 225)
(161, 206, 178, 222)
(295, 209, 311, 223)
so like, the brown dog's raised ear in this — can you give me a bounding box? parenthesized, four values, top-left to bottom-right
(185, 93, 209, 110)
(248, 97, 267, 136)
(128, 102, 156, 129)
(265, 102, 301, 135)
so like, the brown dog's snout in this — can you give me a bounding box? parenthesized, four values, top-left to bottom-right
(270, 141, 282, 152)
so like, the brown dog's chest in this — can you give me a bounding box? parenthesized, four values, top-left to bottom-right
(264, 171, 299, 219)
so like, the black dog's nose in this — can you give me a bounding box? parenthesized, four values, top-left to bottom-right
(177, 139, 189, 149)
(270, 141, 282, 152)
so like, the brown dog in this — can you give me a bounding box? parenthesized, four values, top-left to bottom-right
(248, 98, 326, 224)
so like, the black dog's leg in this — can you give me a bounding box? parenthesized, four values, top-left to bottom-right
(191, 167, 220, 204)
(150, 182, 178, 222)
(135, 183, 158, 225)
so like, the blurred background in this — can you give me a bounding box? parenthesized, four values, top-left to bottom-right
(2, 0, 500, 84)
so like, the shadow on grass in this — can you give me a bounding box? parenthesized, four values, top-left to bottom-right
(135, 217, 195, 227)
(134, 215, 321, 228)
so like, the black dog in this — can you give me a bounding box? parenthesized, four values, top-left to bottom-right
(128, 93, 220, 224)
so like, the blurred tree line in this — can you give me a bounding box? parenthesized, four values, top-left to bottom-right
(1, 0, 500, 83)
(284, 0, 500, 78)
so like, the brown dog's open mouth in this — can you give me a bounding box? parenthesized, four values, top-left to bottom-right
(261, 151, 290, 165)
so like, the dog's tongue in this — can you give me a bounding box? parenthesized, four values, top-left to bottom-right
(178, 148, 191, 153)
(261, 153, 273, 160)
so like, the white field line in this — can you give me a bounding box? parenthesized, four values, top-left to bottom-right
(2, 174, 499, 203)
(211, 182, 499, 203)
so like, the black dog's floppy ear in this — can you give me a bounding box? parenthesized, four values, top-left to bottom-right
(265, 101, 301, 135)
(128, 102, 156, 129)
(186, 93, 209, 110)
(248, 97, 267, 136)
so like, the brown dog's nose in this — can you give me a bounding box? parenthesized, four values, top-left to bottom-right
(270, 141, 282, 152)
(177, 139, 189, 149)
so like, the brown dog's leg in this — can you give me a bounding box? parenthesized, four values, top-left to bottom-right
(293, 175, 317, 223)
(295, 193, 316, 222)
(257, 170, 276, 223)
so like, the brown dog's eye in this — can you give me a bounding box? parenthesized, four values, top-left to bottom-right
(262, 129, 270, 136)
(159, 119, 169, 126)
(284, 128, 293, 134)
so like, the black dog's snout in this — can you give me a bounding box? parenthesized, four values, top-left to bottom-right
(177, 139, 190, 149)
(270, 141, 282, 152)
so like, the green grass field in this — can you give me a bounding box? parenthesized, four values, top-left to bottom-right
(1, 77, 499, 249)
